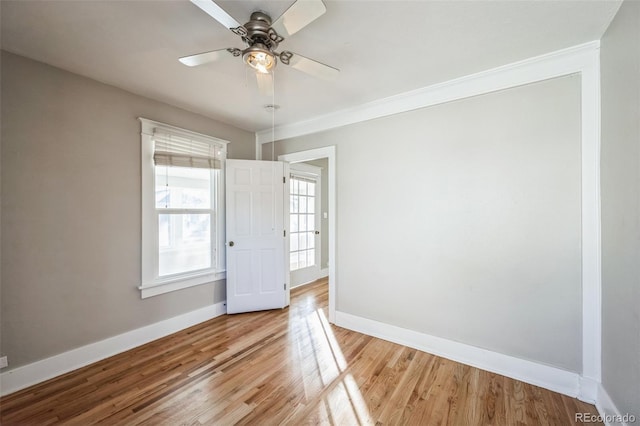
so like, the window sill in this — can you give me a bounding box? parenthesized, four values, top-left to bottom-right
(139, 270, 226, 299)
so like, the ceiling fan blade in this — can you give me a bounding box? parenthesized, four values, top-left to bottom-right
(256, 72, 274, 97)
(190, 0, 242, 30)
(283, 52, 339, 81)
(179, 48, 238, 67)
(271, 0, 326, 38)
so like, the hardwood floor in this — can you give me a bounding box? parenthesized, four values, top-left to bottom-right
(1, 278, 600, 425)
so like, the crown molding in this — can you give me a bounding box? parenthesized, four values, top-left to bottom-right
(255, 40, 600, 144)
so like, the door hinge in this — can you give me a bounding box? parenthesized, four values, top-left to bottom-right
(284, 230, 286, 237)
(284, 283, 287, 290)
(283, 176, 286, 184)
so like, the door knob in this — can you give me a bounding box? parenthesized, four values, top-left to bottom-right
(229, 241, 235, 247)
(315, 231, 320, 235)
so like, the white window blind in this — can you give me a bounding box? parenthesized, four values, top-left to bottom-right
(153, 130, 223, 169)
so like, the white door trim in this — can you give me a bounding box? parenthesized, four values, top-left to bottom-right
(279, 146, 337, 323)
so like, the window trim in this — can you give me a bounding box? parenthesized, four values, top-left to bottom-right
(138, 118, 229, 298)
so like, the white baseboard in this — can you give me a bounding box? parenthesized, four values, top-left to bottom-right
(0, 302, 227, 396)
(596, 384, 634, 426)
(579, 376, 599, 403)
(335, 311, 582, 398)
(319, 268, 329, 278)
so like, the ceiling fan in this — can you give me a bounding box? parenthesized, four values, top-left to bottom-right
(180, 0, 339, 84)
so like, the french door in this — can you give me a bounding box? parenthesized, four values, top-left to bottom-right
(289, 165, 321, 287)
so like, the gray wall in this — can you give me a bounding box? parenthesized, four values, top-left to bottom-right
(0, 51, 254, 369)
(600, 0, 640, 418)
(274, 75, 583, 372)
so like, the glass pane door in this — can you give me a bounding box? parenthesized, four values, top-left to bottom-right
(290, 176, 316, 271)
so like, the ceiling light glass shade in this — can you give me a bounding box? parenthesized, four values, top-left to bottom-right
(243, 44, 277, 74)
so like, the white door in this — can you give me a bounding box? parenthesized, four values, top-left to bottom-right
(225, 159, 288, 314)
(289, 165, 321, 287)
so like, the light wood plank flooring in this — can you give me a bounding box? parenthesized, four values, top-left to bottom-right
(0, 278, 600, 425)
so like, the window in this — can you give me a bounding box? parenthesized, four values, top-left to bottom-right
(139, 118, 228, 298)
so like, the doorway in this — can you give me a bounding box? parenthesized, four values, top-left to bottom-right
(279, 146, 336, 323)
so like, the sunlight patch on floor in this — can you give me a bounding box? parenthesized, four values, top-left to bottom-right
(295, 308, 374, 425)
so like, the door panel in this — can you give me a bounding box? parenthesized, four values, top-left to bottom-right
(260, 249, 277, 291)
(226, 159, 287, 314)
(234, 250, 253, 295)
(234, 192, 251, 236)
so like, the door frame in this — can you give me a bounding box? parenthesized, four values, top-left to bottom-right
(279, 146, 336, 323)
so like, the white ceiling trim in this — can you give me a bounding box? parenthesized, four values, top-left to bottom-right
(256, 40, 600, 144)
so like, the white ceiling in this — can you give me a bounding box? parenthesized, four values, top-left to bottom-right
(1, 0, 621, 132)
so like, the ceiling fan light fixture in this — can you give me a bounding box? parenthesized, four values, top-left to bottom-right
(243, 44, 276, 74)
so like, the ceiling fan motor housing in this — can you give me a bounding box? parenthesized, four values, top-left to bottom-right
(244, 12, 278, 47)
(240, 11, 283, 72)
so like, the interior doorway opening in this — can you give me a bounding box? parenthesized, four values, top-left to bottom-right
(278, 146, 336, 323)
